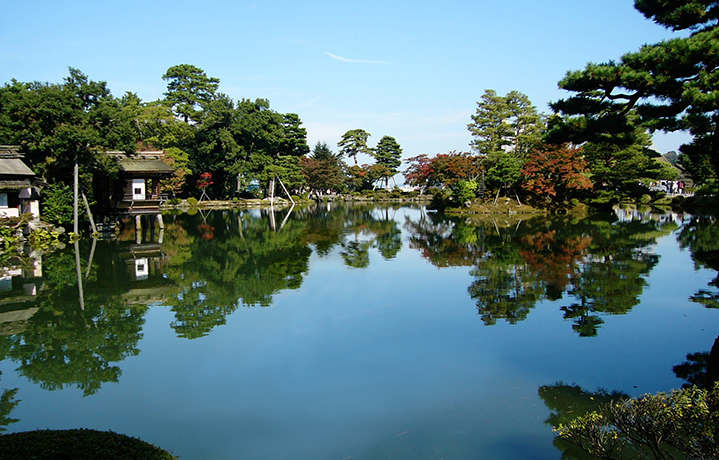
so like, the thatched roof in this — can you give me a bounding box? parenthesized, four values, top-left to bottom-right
(106, 151, 175, 176)
(0, 146, 35, 177)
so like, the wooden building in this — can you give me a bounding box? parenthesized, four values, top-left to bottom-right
(0, 146, 40, 220)
(96, 151, 175, 217)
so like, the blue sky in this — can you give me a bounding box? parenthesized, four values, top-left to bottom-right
(2, 0, 689, 165)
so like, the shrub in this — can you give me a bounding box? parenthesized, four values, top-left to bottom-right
(639, 194, 652, 204)
(569, 198, 579, 207)
(186, 197, 198, 207)
(41, 183, 75, 225)
(429, 188, 453, 210)
(696, 178, 718, 196)
(588, 190, 621, 208)
(167, 198, 182, 205)
(0, 429, 177, 460)
(454, 180, 478, 205)
(555, 384, 719, 460)
(27, 228, 60, 251)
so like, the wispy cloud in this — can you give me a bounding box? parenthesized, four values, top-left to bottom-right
(325, 52, 391, 65)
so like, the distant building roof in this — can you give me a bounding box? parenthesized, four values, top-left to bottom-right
(106, 151, 175, 175)
(0, 146, 35, 177)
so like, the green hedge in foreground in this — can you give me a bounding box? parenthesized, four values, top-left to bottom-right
(0, 429, 177, 460)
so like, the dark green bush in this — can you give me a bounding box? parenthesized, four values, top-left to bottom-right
(0, 429, 177, 460)
(40, 183, 75, 225)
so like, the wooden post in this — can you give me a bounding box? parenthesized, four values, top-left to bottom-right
(277, 176, 295, 205)
(74, 163, 79, 235)
(81, 193, 97, 234)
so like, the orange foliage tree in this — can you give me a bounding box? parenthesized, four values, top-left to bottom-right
(521, 144, 592, 200)
(404, 151, 483, 192)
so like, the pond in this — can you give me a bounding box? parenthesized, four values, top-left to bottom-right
(0, 204, 717, 459)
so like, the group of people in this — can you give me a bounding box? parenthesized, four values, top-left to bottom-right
(653, 180, 685, 195)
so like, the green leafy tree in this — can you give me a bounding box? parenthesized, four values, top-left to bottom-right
(162, 64, 219, 123)
(0, 68, 137, 186)
(229, 99, 309, 197)
(468, 89, 514, 156)
(338, 129, 371, 166)
(468, 90, 544, 192)
(373, 135, 403, 187)
(301, 142, 345, 198)
(191, 93, 242, 194)
(159, 147, 191, 196)
(40, 182, 75, 225)
(468, 90, 545, 158)
(549, 1, 719, 189)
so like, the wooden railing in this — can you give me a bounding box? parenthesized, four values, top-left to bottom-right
(122, 193, 169, 203)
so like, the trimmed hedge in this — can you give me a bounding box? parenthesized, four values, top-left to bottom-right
(0, 429, 177, 460)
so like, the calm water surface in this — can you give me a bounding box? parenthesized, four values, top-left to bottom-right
(0, 204, 717, 459)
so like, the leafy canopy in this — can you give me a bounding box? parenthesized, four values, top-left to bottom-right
(550, 0, 719, 187)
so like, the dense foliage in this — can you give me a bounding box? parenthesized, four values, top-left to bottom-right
(548, 0, 719, 196)
(555, 384, 719, 460)
(0, 67, 418, 214)
(0, 429, 177, 460)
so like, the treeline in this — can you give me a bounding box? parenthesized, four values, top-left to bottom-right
(3, 0, 719, 215)
(409, 0, 719, 209)
(0, 64, 404, 215)
(406, 88, 683, 209)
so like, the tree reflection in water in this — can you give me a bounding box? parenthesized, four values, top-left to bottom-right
(403, 209, 681, 336)
(0, 204, 713, 442)
(678, 216, 719, 309)
(535, 214, 719, 459)
(673, 216, 719, 389)
(538, 382, 629, 460)
(0, 247, 148, 398)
